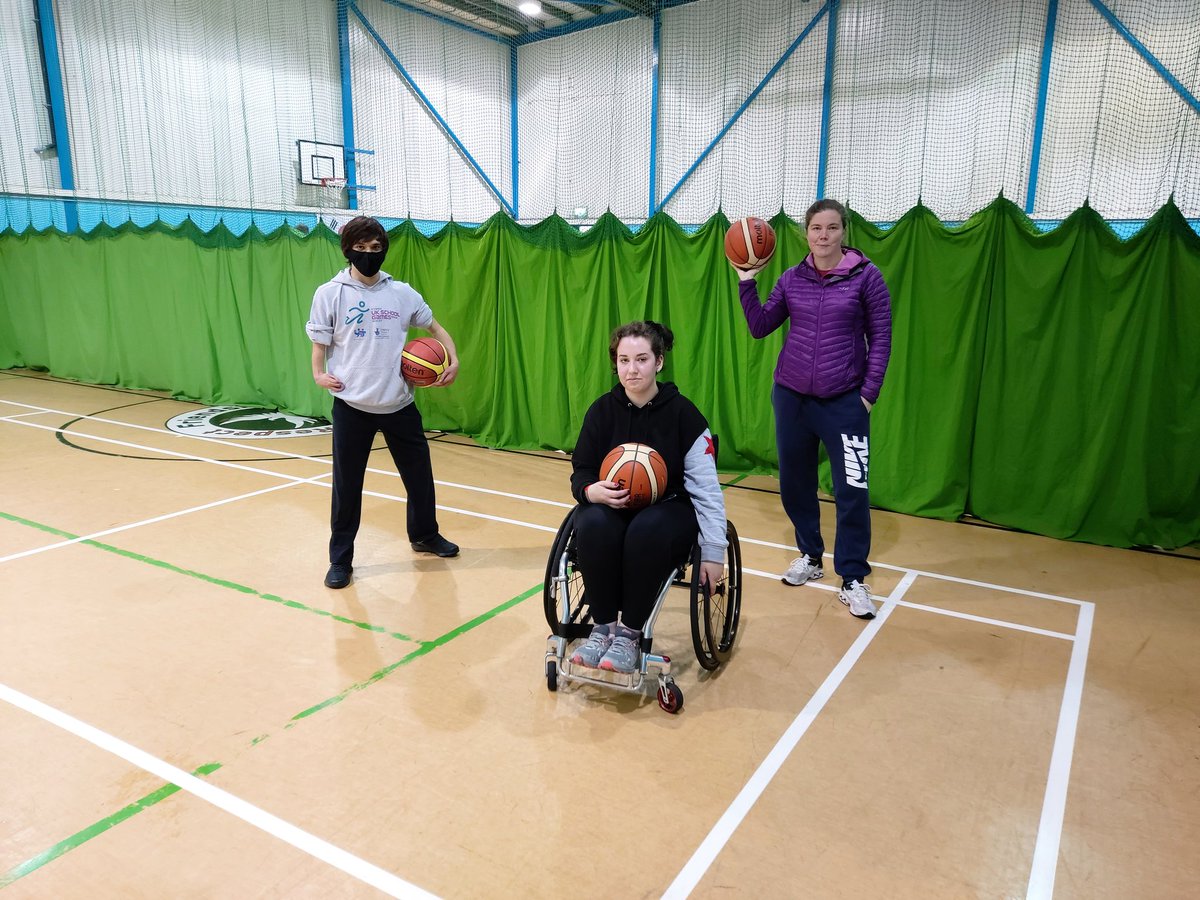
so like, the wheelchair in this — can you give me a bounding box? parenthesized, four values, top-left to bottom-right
(543, 505, 743, 714)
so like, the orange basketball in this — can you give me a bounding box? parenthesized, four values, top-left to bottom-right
(724, 216, 776, 270)
(600, 442, 669, 511)
(400, 337, 448, 387)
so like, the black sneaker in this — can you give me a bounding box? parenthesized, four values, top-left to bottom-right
(324, 564, 352, 589)
(410, 534, 459, 558)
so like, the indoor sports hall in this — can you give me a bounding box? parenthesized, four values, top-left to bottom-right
(1, 1, 1198, 898)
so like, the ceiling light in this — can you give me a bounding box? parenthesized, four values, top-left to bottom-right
(518, 1, 542, 15)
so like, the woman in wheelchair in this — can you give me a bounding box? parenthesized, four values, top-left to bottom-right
(568, 321, 727, 674)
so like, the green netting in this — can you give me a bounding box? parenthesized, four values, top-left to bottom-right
(2, 198, 1197, 549)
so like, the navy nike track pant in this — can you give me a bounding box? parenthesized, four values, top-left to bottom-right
(772, 383, 872, 582)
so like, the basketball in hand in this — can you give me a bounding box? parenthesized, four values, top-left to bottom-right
(600, 442, 668, 510)
(400, 338, 448, 387)
(724, 216, 776, 270)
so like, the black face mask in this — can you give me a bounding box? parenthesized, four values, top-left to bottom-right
(346, 249, 386, 278)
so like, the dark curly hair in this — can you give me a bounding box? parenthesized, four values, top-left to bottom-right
(608, 320, 674, 369)
(339, 215, 389, 257)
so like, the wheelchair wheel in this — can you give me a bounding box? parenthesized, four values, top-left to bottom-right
(690, 520, 743, 670)
(716, 521, 743, 658)
(657, 679, 684, 714)
(543, 508, 590, 637)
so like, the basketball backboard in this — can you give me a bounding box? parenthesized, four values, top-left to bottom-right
(297, 140, 346, 186)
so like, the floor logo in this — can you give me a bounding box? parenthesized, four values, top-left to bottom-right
(166, 406, 331, 439)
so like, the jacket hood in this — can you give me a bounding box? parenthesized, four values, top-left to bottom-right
(609, 380, 681, 409)
(800, 247, 869, 278)
(333, 269, 394, 288)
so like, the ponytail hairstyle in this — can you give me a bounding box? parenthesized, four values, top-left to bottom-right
(609, 320, 674, 370)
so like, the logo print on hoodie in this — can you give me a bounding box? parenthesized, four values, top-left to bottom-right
(345, 300, 370, 325)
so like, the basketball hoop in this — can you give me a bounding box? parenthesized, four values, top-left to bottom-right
(318, 177, 347, 190)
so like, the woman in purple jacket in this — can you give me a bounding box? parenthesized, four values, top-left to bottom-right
(735, 199, 892, 619)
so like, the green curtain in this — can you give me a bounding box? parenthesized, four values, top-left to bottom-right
(966, 201, 1200, 548)
(1, 198, 1197, 548)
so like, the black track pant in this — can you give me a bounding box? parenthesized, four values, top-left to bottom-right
(573, 498, 697, 632)
(329, 397, 439, 566)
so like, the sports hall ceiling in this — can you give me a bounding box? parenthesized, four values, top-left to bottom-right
(397, 0, 685, 41)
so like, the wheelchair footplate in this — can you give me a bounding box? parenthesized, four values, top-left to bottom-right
(545, 636, 684, 714)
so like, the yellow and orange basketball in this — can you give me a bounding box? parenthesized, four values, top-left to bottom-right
(400, 337, 448, 387)
(724, 216, 776, 270)
(600, 442, 668, 510)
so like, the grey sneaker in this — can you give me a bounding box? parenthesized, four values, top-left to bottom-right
(569, 624, 614, 668)
(782, 554, 823, 586)
(838, 580, 877, 619)
(599, 632, 641, 674)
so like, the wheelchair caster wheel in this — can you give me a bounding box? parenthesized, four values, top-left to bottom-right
(546, 660, 558, 692)
(657, 682, 683, 714)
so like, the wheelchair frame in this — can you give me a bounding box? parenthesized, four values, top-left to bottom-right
(543, 506, 742, 713)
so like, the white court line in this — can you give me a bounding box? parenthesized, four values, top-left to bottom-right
(7, 394, 1096, 895)
(3, 404, 1091, 614)
(742, 566, 1075, 640)
(893, 598, 1074, 641)
(1, 416, 324, 483)
(679, 566, 1092, 897)
(3, 401, 1091, 608)
(0, 475, 330, 565)
(0, 417, 557, 556)
(742, 536, 1086, 606)
(662, 570, 918, 899)
(0, 400, 573, 510)
(0, 411, 50, 421)
(0, 681, 439, 899)
(1026, 602, 1094, 900)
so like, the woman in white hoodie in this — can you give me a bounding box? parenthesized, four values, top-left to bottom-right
(306, 216, 461, 589)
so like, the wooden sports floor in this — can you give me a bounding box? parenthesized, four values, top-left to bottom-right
(2, 371, 1197, 899)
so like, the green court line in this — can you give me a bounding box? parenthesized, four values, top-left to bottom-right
(722, 473, 748, 489)
(0, 763, 222, 888)
(0, 582, 543, 886)
(290, 582, 544, 721)
(0, 511, 417, 643)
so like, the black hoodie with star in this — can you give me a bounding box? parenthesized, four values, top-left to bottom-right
(570, 381, 727, 561)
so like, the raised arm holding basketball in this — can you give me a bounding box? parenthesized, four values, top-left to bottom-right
(734, 200, 892, 619)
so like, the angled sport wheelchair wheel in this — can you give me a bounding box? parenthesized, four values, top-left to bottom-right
(543, 507, 593, 641)
(690, 520, 743, 671)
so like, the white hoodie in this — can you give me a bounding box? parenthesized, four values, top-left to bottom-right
(305, 269, 434, 414)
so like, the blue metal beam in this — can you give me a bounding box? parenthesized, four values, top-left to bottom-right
(1089, 0, 1200, 116)
(350, 3, 516, 217)
(648, 3, 661, 216)
(512, 9, 637, 45)
(655, 0, 831, 215)
(34, 0, 76, 231)
(1026, 0, 1059, 214)
(511, 0, 703, 46)
(510, 43, 520, 219)
(337, 0, 359, 210)
(378, 0, 509, 44)
(816, 0, 839, 199)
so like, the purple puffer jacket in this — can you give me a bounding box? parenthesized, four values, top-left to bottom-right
(738, 248, 892, 403)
